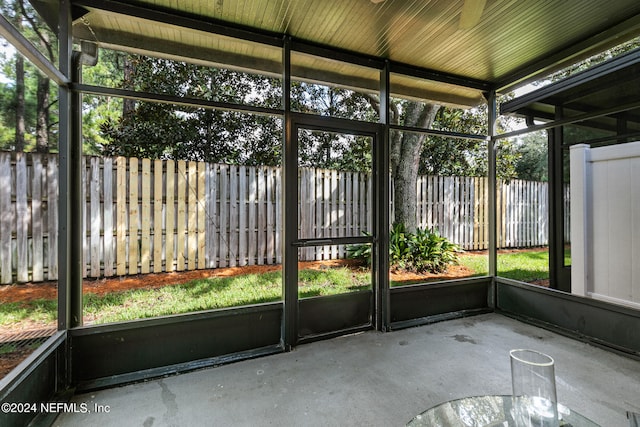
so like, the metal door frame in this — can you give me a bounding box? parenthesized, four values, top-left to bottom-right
(282, 112, 387, 348)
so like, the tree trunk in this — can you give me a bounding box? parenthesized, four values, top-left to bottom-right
(11, 3, 26, 151)
(392, 131, 424, 232)
(123, 56, 136, 118)
(19, 2, 55, 153)
(389, 102, 440, 233)
(35, 75, 50, 153)
(15, 54, 26, 152)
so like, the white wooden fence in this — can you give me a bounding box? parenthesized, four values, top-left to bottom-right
(570, 142, 640, 309)
(0, 152, 560, 284)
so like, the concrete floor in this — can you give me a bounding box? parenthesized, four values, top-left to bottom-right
(53, 313, 640, 426)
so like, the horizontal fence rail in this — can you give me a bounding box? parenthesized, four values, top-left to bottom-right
(0, 152, 566, 284)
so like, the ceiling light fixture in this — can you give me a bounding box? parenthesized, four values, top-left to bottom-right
(369, 0, 487, 29)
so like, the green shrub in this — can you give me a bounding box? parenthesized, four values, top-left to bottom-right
(347, 223, 460, 274)
(409, 228, 460, 273)
(389, 222, 412, 269)
(346, 230, 373, 262)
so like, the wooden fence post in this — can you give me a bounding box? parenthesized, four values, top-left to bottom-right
(32, 155, 44, 282)
(165, 160, 175, 272)
(128, 157, 139, 275)
(153, 159, 164, 273)
(116, 157, 127, 276)
(0, 153, 12, 284)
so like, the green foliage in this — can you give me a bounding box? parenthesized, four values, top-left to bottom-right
(409, 227, 460, 273)
(348, 223, 460, 273)
(0, 1, 58, 152)
(88, 51, 511, 177)
(345, 231, 373, 261)
(389, 222, 413, 269)
(513, 132, 548, 182)
(94, 56, 269, 162)
(95, 55, 378, 170)
(95, 55, 285, 164)
(415, 105, 521, 180)
(417, 106, 488, 177)
(548, 37, 640, 81)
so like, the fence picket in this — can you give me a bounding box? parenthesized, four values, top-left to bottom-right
(324, 169, 332, 259)
(266, 167, 275, 264)
(90, 157, 101, 277)
(219, 164, 229, 268)
(312, 169, 327, 260)
(104, 158, 114, 277)
(16, 153, 28, 282)
(153, 159, 163, 273)
(248, 167, 256, 266)
(228, 165, 238, 268)
(275, 169, 282, 264)
(176, 160, 186, 271)
(165, 160, 175, 272)
(116, 157, 127, 275)
(331, 169, 338, 240)
(257, 167, 266, 264)
(32, 156, 43, 282)
(0, 154, 12, 283)
(197, 162, 206, 269)
(47, 156, 58, 281)
(81, 156, 87, 278)
(187, 161, 197, 270)
(128, 158, 139, 274)
(140, 159, 151, 274)
(299, 168, 308, 259)
(238, 165, 247, 266)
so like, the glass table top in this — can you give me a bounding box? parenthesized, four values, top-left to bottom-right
(407, 395, 600, 427)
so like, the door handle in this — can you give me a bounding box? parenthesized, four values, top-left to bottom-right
(291, 239, 333, 247)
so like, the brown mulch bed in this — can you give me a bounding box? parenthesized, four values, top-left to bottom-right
(0, 258, 480, 305)
(0, 347, 39, 378)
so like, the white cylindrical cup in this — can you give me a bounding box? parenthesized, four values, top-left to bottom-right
(510, 349, 559, 427)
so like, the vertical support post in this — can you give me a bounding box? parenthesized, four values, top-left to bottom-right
(616, 115, 628, 143)
(281, 36, 297, 350)
(549, 107, 571, 291)
(569, 144, 591, 296)
(548, 125, 559, 288)
(486, 91, 498, 290)
(57, 0, 74, 331)
(57, 0, 76, 391)
(374, 62, 390, 331)
(70, 54, 84, 327)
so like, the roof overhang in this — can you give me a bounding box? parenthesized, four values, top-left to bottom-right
(501, 49, 640, 136)
(28, 0, 640, 108)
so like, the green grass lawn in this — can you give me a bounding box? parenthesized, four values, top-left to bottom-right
(1, 267, 372, 326)
(458, 249, 552, 282)
(0, 299, 57, 326)
(1, 249, 560, 326)
(83, 267, 371, 324)
(459, 247, 570, 282)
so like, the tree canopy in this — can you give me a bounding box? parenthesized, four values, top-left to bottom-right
(0, 0, 57, 153)
(92, 54, 510, 169)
